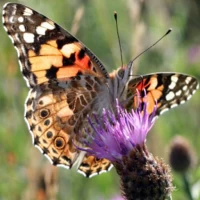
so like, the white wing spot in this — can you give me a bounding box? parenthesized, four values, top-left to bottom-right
(8, 35, 14, 44)
(171, 75, 178, 82)
(35, 144, 44, 153)
(41, 21, 55, 30)
(44, 154, 53, 164)
(2, 9, 5, 16)
(169, 81, 176, 89)
(183, 85, 188, 91)
(61, 43, 76, 57)
(23, 33, 34, 43)
(152, 116, 158, 123)
(18, 17, 24, 23)
(77, 169, 86, 177)
(36, 26, 46, 35)
(14, 46, 20, 57)
(57, 164, 70, 169)
(108, 164, 113, 171)
(14, 33, 21, 43)
(20, 46, 27, 57)
(187, 94, 192, 100)
(170, 104, 178, 109)
(23, 7, 33, 16)
(2, 15, 6, 24)
(19, 25, 26, 32)
(3, 24, 8, 32)
(160, 108, 169, 115)
(9, 16, 15, 23)
(89, 172, 98, 178)
(185, 77, 192, 84)
(192, 90, 196, 95)
(166, 91, 175, 101)
(99, 170, 107, 175)
(175, 90, 182, 96)
(3, 2, 10, 9)
(180, 100, 185, 104)
(22, 68, 31, 87)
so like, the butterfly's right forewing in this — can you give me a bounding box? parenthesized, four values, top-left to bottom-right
(127, 73, 199, 116)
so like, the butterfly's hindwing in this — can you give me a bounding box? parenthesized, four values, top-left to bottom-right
(78, 155, 113, 178)
(24, 75, 112, 175)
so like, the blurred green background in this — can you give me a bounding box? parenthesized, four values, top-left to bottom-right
(0, 0, 199, 199)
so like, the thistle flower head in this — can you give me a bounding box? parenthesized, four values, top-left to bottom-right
(79, 98, 174, 200)
(82, 100, 156, 162)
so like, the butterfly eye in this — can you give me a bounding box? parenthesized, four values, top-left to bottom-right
(117, 68, 124, 79)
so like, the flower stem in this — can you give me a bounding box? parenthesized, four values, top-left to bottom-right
(182, 173, 193, 200)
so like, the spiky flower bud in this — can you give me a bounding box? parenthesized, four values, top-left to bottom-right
(169, 136, 196, 173)
(115, 144, 173, 200)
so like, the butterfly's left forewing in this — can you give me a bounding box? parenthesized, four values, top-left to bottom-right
(2, 3, 109, 88)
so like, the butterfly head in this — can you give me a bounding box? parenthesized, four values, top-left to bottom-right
(107, 62, 134, 103)
(110, 61, 134, 83)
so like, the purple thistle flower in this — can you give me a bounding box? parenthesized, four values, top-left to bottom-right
(81, 100, 156, 162)
(79, 98, 174, 200)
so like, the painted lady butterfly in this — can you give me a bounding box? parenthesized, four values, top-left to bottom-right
(2, 3, 199, 177)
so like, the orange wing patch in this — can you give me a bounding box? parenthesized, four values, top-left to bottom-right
(27, 40, 98, 85)
(3, 3, 108, 88)
(78, 155, 112, 177)
(135, 76, 163, 114)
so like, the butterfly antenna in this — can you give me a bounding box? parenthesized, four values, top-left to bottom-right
(114, 11, 124, 67)
(130, 28, 172, 65)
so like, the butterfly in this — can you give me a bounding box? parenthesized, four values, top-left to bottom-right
(2, 3, 199, 178)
